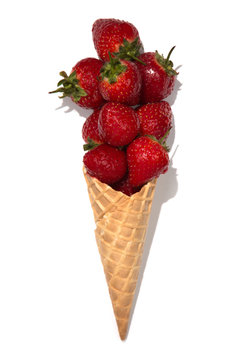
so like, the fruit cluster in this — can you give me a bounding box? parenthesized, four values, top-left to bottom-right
(50, 18, 178, 196)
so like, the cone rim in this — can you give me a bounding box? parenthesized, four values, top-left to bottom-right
(83, 166, 156, 200)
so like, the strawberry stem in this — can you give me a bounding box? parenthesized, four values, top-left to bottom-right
(165, 46, 176, 66)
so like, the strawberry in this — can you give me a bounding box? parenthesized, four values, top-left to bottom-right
(136, 102, 172, 140)
(82, 109, 104, 144)
(111, 175, 142, 196)
(127, 136, 169, 187)
(99, 55, 142, 106)
(92, 18, 143, 62)
(136, 47, 178, 103)
(49, 58, 105, 109)
(83, 144, 127, 184)
(99, 102, 139, 147)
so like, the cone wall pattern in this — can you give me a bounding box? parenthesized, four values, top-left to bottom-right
(83, 168, 156, 340)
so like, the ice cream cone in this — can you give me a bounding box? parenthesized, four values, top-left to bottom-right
(83, 167, 156, 340)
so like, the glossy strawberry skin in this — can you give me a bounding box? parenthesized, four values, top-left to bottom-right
(72, 58, 105, 109)
(83, 144, 127, 184)
(137, 52, 176, 103)
(99, 60, 141, 106)
(99, 102, 139, 147)
(111, 175, 142, 196)
(127, 136, 169, 187)
(82, 109, 104, 144)
(136, 102, 172, 140)
(92, 18, 142, 62)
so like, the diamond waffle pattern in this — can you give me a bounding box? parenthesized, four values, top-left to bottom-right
(83, 167, 156, 340)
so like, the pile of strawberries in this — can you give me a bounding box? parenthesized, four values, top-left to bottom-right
(50, 18, 178, 196)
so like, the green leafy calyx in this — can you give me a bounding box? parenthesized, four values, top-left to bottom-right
(113, 38, 145, 65)
(100, 53, 127, 84)
(49, 71, 87, 102)
(155, 46, 178, 76)
(146, 128, 171, 152)
(83, 138, 100, 151)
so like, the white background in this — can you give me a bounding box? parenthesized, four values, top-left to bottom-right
(0, 0, 240, 359)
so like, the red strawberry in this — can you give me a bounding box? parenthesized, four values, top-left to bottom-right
(127, 136, 169, 187)
(82, 109, 104, 144)
(92, 18, 143, 62)
(153, 100, 173, 119)
(99, 55, 141, 106)
(136, 102, 172, 140)
(99, 102, 139, 147)
(49, 58, 105, 109)
(111, 175, 142, 196)
(83, 144, 127, 184)
(137, 47, 178, 103)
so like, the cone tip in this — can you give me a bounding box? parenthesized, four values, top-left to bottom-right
(117, 322, 129, 341)
(119, 330, 127, 341)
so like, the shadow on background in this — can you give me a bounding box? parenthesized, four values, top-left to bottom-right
(166, 78, 182, 107)
(55, 97, 93, 119)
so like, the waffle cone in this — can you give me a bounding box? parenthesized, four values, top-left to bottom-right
(83, 167, 156, 340)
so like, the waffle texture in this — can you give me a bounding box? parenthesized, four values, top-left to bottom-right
(83, 167, 156, 340)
